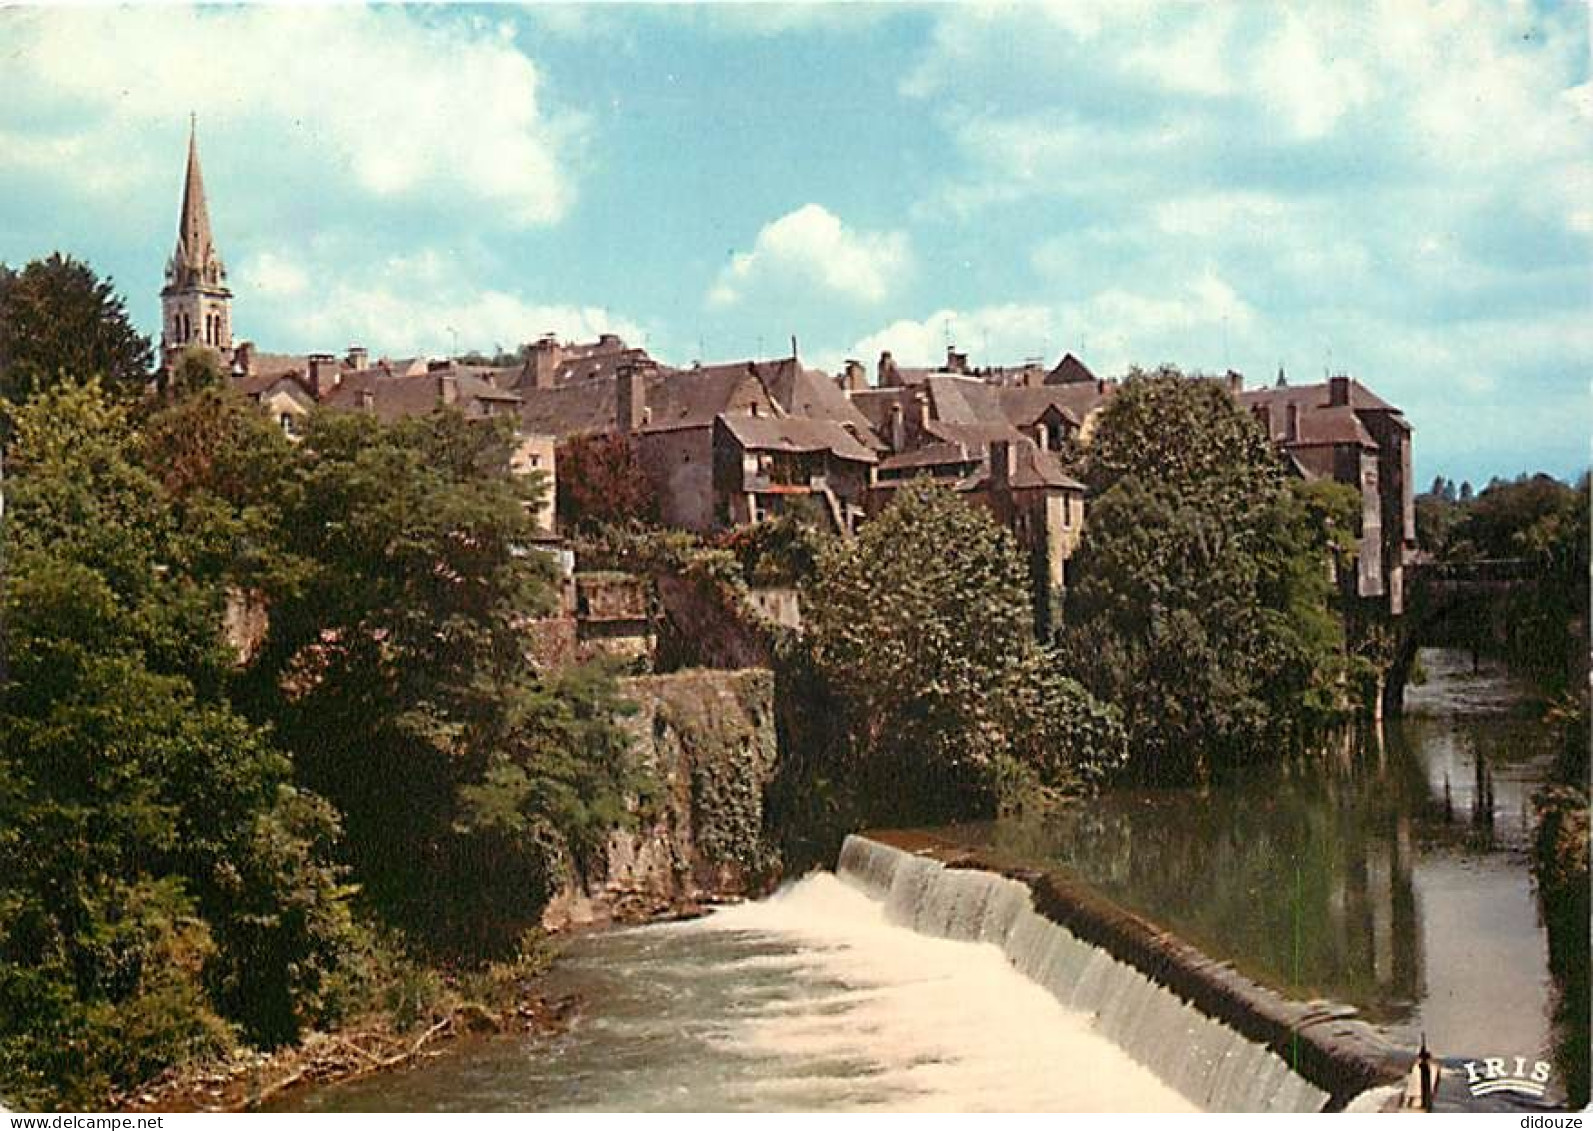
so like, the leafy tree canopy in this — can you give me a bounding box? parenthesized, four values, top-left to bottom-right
(802, 481, 1125, 824)
(243, 408, 638, 954)
(554, 431, 659, 533)
(0, 380, 358, 1108)
(1060, 370, 1361, 783)
(0, 254, 153, 406)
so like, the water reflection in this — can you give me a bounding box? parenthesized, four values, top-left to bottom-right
(937, 650, 1561, 1061)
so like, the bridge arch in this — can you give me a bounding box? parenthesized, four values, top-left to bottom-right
(1385, 559, 1539, 714)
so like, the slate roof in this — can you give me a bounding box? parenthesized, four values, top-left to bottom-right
(963, 441, 1086, 492)
(754, 358, 885, 447)
(320, 368, 521, 422)
(1046, 352, 1097, 385)
(717, 413, 878, 464)
(876, 441, 978, 473)
(515, 363, 776, 439)
(1238, 380, 1399, 450)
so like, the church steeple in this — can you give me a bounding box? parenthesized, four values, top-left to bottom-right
(161, 115, 233, 367)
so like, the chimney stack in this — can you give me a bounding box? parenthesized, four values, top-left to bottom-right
(988, 440, 1017, 489)
(1225, 369, 1243, 394)
(357, 387, 375, 412)
(1329, 373, 1351, 407)
(888, 402, 905, 452)
(878, 350, 901, 388)
(842, 359, 867, 392)
(346, 345, 369, 371)
(308, 353, 340, 400)
(617, 362, 647, 433)
(1286, 402, 1300, 442)
(529, 334, 563, 390)
(945, 346, 968, 374)
(1251, 402, 1273, 439)
(437, 369, 458, 406)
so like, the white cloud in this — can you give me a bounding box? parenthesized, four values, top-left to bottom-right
(245, 245, 646, 358)
(708, 204, 911, 307)
(834, 271, 1259, 387)
(0, 6, 582, 227)
(833, 304, 1059, 375)
(239, 252, 310, 299)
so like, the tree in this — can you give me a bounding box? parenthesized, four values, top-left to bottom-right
(554, 431, 658, 532)
(0, 380, 358, 1107)
(802, 481, 1124, 824)
(242, 408, 637, 954)
(0, 254, 153, 406)
(1059, 370, 1360, 784)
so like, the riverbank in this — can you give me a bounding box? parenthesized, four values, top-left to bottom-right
(115, 966, 581, 1113)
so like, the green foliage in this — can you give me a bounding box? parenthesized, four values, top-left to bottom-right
(158, 346, 229, 400)
(1083, 366, 1282, 507)
(244, 408, 637, 956)
(555, 432, 659, 532)
(716, 513, 832, 586)
(0, 254, 153, 406)
(800, 481, 1125, 824)
(0, 380, 359, 1107)
(1060, 371, 1360, 783)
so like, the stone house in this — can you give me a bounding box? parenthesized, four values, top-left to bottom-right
(712, 414, 878, 533)
(1239, 375, 1416, 614)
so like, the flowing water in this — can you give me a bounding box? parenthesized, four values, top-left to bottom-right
(289, 647, 1572, 1111)
(937, 648, 1571, 1077)
(289, 870, 1196, 1112)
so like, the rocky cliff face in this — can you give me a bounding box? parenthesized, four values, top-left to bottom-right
(541, 667, 780, 931)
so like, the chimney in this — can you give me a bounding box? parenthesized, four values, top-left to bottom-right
(914, 390, 930, 437)
(1225, 369, 1243, 394)
(346, 345, 369, 372)
(530, 334, 563, 390)
(1252, 402, 1273, 439)
(945, 346, 968, 374)
(616, 362, 647, 433)
(888, 402, 905, 451)
(988, 440, 1017, 489)
(597, 332, 622, 352)
(437, 369, 458, 406)
(878, 350, 901, 388)
(308, 353, 340, 399)
(233, 340, 254, 375)
(1329, 373, 1351, 407)
(1286, 402, 1300, 442)
(1035, 423, 1049, 451)
(357, 387, 375, 412)
(842, 359, 867, 392)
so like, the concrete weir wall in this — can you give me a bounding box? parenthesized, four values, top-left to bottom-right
(542, 668, 779, 931)
(842, 830, 1411, 1112)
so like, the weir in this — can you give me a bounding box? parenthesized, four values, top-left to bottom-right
(838, 831, 1412, 1112)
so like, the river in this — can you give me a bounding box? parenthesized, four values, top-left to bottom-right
(289, 870, 1192, 1111)
(939, 647, 1572, 1081)
(289, 647, 1573, 1111)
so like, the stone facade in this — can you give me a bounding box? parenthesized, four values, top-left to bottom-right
(1240, 375, 1416, 615)
(540, 668, 779, 930)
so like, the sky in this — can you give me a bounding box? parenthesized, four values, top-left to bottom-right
(1, 1, 1589, 487)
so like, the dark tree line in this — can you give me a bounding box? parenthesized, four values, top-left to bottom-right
(0, 258, 636, 1108)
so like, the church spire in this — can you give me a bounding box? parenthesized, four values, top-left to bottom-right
(170, 114, 222, 287)
(161, 115, 233, 367)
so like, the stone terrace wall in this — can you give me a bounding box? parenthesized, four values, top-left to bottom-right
(541, 667, 780, 930)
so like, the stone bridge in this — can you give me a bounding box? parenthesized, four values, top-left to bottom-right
(1386, 557, 1540, 713)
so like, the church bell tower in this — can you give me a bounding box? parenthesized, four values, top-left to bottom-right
(161, 116, 233, 369)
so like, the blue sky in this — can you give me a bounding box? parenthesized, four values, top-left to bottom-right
(1, 1, 1588, 486)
